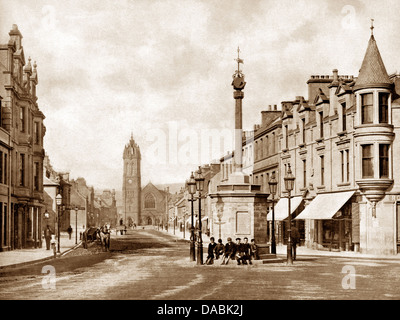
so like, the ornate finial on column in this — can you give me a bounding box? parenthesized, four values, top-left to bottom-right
(232, 47, 246, 91)
(233, 46, 244, 79)
(370, 18, 374, 36)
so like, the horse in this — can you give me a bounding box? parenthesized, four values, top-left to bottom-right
(97, 225, 111, 252)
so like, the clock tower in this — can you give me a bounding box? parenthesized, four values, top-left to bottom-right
(123, 134, 141, 226)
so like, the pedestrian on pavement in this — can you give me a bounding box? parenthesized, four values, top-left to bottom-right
(67, 225, 73, 240)
(44, 225, 52, 250)
(242, 237, 252, 265)
(205, 237, 217, 265)
(250, 239, 259, 260)
(290, 223, 301, 260)
(214, 239, 224, 260)
(221, 237, 236, 265)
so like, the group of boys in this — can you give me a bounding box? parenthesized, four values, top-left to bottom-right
(205, 236, 258, 265)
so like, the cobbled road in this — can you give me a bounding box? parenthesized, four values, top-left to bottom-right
(1, 229, 400, 300)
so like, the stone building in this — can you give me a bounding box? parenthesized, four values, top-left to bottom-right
(0, 25, 46, 250)
(95, 189, 117, 227)
(271, 28, 400, 255)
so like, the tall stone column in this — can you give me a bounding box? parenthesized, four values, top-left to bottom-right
(234, 90, 244, 172)
(232, 47, 246, 173)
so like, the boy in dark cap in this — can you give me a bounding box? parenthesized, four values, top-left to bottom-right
(221, 237, 236, 265)
(250, 239, 259, 260)
(235, 238, 244, 265)
(214, 238, 224, 260)
(206, 237, 217, 265)
(242, 237, 252, 265)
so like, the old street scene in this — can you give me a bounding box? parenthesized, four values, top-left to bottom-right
(1, 1, 400, 301)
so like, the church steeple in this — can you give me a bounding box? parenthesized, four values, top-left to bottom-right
(354, 20, 391, 91)
(122, 134, 141, 226)
(123, 134, 141, 160)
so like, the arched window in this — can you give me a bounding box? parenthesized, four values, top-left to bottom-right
(144, 194, 156, 209)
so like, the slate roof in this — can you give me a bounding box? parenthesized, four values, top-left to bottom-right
(354, 35, 391, 90)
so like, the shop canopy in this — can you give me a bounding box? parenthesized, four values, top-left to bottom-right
(295, 191, 355, 220)
(267, 196, 303, 221)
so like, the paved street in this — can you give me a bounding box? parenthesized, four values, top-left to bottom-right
(1, 229, 400, 300)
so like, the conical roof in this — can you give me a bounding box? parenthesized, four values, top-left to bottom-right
(354, 35, 391, 91)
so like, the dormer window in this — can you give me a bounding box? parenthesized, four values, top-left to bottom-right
(341, 102, 347, 131)
(361, 93, 373, 124)
(301, 118, 306, 144)
(319, 111, 324, 138)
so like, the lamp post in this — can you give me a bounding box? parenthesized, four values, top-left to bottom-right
(215, 196, 225, 240)
(195, 166, 205, 265)
(187, 172, 196, 261)
(75, 206, 79, 245)
(268, 172, 278, 255)
(56, 193, 62, 253)
(284, 164, 295, 265)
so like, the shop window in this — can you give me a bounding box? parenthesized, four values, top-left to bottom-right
(362, 144, 374, 178)
(379, 92, 389, 124)
(361, 93, 373, 124)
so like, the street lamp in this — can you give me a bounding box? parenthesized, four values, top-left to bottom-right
(268, 172, 278, 255)
(56, 193, 62, 253)
(215, 196, 225, 240)
(187, 172, 196, 261)
(75, 206, 79, 245)
(284, 164, 295, 265)
(43, 209, 50, 220)
(195, 166, 205, 265)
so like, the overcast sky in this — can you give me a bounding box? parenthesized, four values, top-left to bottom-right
(1, 0, 399, 191)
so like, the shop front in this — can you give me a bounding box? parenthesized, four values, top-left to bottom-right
(267, 196, 305, 246)
(295, 191, 359, 252)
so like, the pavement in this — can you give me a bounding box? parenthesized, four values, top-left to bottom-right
(158, 226, 400, 261)
(0, 232, 81, 269)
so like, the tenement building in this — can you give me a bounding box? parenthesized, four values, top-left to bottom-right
(270, 28, 400, 255)
(0, 25, 46, 250)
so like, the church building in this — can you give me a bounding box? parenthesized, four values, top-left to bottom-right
(122, 135, 170, 226)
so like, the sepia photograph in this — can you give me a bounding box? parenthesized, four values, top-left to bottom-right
(1, 0, 400, 309)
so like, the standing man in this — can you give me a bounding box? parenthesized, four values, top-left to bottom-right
(67, 225, 73, 240)
(44, 225, 52, 250)
(291, 223, 301, 260)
